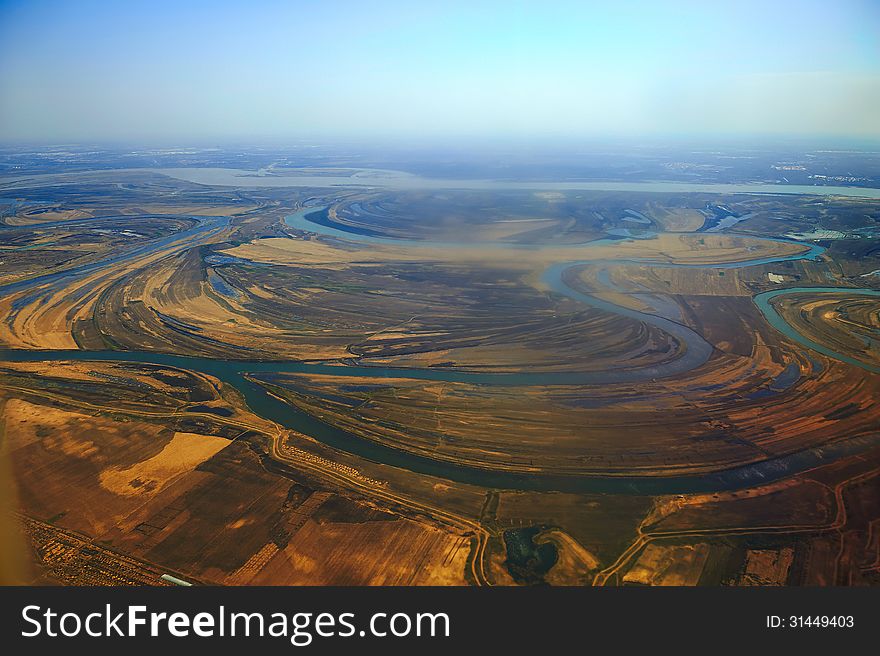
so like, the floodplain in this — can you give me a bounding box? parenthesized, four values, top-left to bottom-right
(2, 152, 879, 586)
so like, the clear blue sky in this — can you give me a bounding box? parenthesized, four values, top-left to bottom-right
(0, 0, 878, 142)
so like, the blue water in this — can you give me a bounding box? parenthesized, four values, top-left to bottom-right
(0, 215, 230, 296)
(207, 269, 239, 299)
(285, 207, 826, 267)
(2, 345, 878, 494)
(1, 203, 875, 494)
(753, 287, 880, 374)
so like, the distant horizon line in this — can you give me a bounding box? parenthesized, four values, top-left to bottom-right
(2, 134, 880, 151)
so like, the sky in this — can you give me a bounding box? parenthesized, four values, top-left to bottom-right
(0, 0, 878, 143)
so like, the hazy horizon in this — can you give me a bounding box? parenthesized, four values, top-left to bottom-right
(1, 0, 878, 143)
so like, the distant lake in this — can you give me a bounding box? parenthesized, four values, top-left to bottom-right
(3, 167, 879, 197)
(153, 167, 880, 198)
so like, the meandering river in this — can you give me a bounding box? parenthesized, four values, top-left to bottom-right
(1, 190, 878, 494)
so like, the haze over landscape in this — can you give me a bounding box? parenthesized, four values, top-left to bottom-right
(1, 0, 879, 142)
(2, 1, 880, 592)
